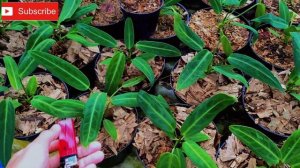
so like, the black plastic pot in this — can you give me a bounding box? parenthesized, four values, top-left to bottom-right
(14, 72, 70, 141)
(120, 0, 164, 40)
(93, 19, 125, 40)
(149, 3, 190, 47)
(94, 52, 166, 93)
(180, 0, 207, 10)
(241, 85, 289, 140)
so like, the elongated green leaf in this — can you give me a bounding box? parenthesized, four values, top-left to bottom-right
(252, 13, 288, 29)
(137, 91, 176, 138)
(223, 0, 240, 6)
(76, 23, 117, 48)
(29, 51, 90, 91)
(66, 33, 98, 47)
(25, 76, 37, 96)
(25, 24, 53, 51)
(164, 0, 181, 6)
(19, 39, 56, 78)
(173, 148, 186, 168)
(183, 141, 218, 168)
(177, 50, 213, 90)
(209, 0, 222, 14)
(31, 96, 57, 116)
(139, 53, 156, 61)
(111, 92, 138, 107)
(228, 53, 284, 92)
(279, 0, 290, 23)
(291, 93, 300, 101)
(103, 119, 118, 141)
(291, 32, 300, 76)
(132, 57, 155, 86)
(121, 76, 145, 88)
(232, 22, 259, 43)
(51, 99, 84, 118)
(100, 58, 112, 66)
(281, 129, 300, 165)
(3, 56, 22, 90)
(185, 132, 210, 142)
(181, 93, 237, 138)
(213, 65, 249, 87)
(22, 21, 55, 28)
(58, 0, 82, 25)
(174, 15, 204, 51)
(220, 34, 233, 56)
(69, 3, 98, 21)
(0, 99, 15, 166)
(80, 92, 107, 147)
(136, 41, 181, 57)
(229, 125, 281, 165)
(254, 3, 266, 28)
(157, 152, 180, 168)
(124, 17, 134, 50)
(0, 86, 8, 93)
(105, 52, 126, 95)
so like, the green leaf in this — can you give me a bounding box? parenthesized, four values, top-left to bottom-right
(139, 53, 156, 61)
(76, 23, 117, 48)
(183, 141, 218, 168)
(22, 21, 55, 28)
(185, 132, 210, 142)
(29, 51, 90, 91)
(291, 32, 300, 76)
(100, 58, 112, 66)
(229, 125, 281, 165)
(25, 76, 37, 97)
(137, 91, 176, 138)
(0, 99, 15, 166)
(254, 2, 266, 28)
(121, 76, 146, 88)
(3, 56, 22, 90)
(223, 0, 240, 6)
(25, 24, 53, 51)
(252, 13, 288, 29)
(132, 57, 155, 86)
(176, 50, 213, 90)
(181, 93, 237, 138)
(51, 99, 84, 118)
(136, 41, 181, 57)
(105, 52, 126, 95)
(232, 22, 259, 44)
(173, 148, 186, 168)
(156, 152, 180, 168)
(228, 53, 284, 92)
(11, 99, 21, 109)
(174, 15, 204, 51)
(124, 17, 134, 50)
(66, 33, 98, 47)
(111, 92, 138, 107)
(80, 92, 107, 147)
(213, 65, 249, 88)
(164, 0, 181, 6)
(279, 0, 290, 23)
(291, 93, 300, 101)
(31, 96, 57, 115)
(0, 86, 8, 93)
(209, 0, 222, 14)
(19, 39, 56, 78)
(103, 119, 118, 141)
(69, 3, 98, 21)
(220, 33, 233, 56)
(58, 0, 82, 25)
(281, 129, 300, 165)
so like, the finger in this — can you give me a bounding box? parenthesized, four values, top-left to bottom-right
(34, 124, 61, 146)
(49, 153, 60, 168)
(78, 151, 104, 168)
(78, 142, 101, 158)
(85, 164, 97, 168)
(49, 140, 59, 152)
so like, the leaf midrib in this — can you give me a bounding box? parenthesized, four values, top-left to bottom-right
(185, 143, 212, 168)
(80, 26, 114, 47)
(106, 53, 124, 93)
(85, 94, 101, 142)
(137, 43, 178, 55)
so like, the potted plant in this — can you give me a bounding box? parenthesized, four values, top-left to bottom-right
(135, 91, 237, 167)
(120, 0, 164, 39)
(94, 17, 181, 93)
(251, 1, 300, 70)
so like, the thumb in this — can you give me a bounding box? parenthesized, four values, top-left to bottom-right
(34, 124, 61, 146)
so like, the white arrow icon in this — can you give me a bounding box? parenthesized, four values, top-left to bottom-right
(1, 7, 13, 16)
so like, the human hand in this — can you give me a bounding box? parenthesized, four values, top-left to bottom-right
(7, 124, 104, 168)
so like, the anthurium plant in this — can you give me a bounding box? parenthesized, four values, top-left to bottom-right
(230, 125, 300, 167)
(138, 91, 237, 168)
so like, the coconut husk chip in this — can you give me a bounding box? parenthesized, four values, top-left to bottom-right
(189, 9, 249, 53)
(121, 0, 161, 13)
(96, 41, 164, 91)
(265, 0, 300, 23)
(245, 70, 300, 135)
(3, 74, 68, 136)
(217, 134, 266, 168)
(172, 53, 242, 105)
(0, 31, 28, 58)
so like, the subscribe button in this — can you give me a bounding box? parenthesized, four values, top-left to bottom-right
(1, 2, 58, 21)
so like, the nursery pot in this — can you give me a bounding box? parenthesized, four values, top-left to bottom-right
(180, 0, 207, 10)
(14, 72, 70, 141)
(241, 85, 289, 140)
(93, 18, 125, 40)
(149, 3, 190, 47)
(119, 0, 164, 40)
